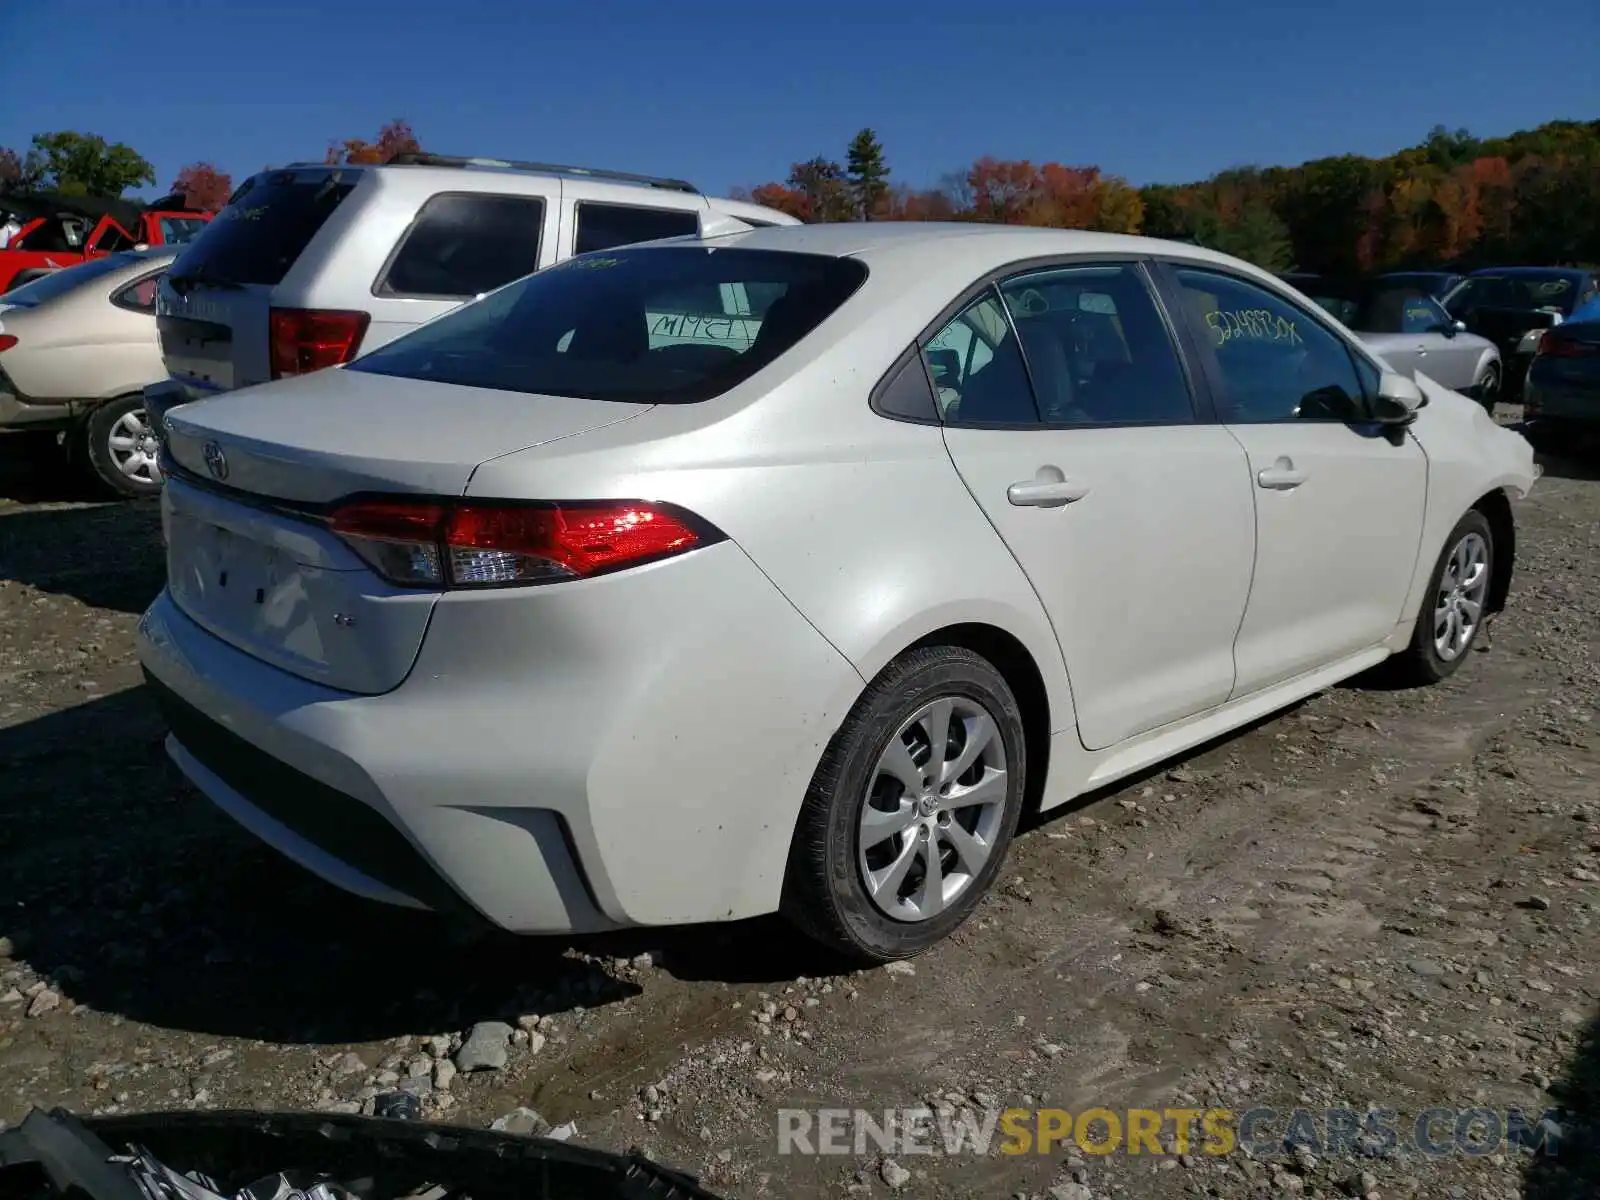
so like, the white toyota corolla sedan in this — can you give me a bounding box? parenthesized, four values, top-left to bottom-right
(137, 223, 1538, 962)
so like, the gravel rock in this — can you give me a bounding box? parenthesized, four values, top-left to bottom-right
(879, 1158, 911, 1189)
(489, 1107, 551, 1137)
(25, 990, 59, 1018)
(883, 961, 915, 977)
(455, 1021, 514, 1073)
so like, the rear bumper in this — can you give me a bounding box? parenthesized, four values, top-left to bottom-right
(136, 541, 864, 935)
(1524, 373, 1600, 425)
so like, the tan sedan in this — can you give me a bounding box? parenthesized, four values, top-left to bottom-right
(0, 248, 176, 496)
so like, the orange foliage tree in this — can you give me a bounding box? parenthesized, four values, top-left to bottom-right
(170, 162, 233, 212)
(326, 120, 422, 166)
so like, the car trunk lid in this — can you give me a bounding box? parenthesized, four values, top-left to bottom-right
(160, 369, 652, 693)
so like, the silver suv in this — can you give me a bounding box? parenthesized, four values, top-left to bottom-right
(152, 153, 799, 405)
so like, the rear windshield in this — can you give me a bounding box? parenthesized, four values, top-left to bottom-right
(348, 246, 869, 403)
(0, 253, 139, 307)
(1445, 273, 1581, 317)
(167, 171, 357, 287)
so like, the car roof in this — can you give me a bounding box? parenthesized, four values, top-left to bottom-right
(1468, 265, 1588, 278)
(684, 221, 1270, 278)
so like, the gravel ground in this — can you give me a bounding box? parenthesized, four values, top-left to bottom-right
(1, 419, 1597, 1200)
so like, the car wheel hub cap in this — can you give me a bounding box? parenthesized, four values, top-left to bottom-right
(1433, 531, 1489, 663)
(107, 407, 164, 485)
(857, 696, 1008, 924)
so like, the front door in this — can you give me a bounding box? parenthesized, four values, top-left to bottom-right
(935, 262, 1256, 751)
(1161, 264, 1429, 697)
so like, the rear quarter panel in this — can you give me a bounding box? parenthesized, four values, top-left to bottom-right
(0, 288, 165, 401)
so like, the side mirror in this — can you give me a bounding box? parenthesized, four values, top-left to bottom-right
(1373, 371, 1425, 424)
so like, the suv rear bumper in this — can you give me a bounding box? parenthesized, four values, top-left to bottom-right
(136, 540, 864, 935)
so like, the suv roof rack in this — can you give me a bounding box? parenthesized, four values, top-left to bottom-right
(375, 152, 701, 194)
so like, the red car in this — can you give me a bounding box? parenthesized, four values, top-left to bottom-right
(0, 191, 211, 293)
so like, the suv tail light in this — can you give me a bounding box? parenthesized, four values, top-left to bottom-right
(269, 308, 370, 378)
(327, 498, 722, 588)
(1536, 329, 1597, 358)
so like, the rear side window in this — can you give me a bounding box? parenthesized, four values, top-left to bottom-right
(168, 171, 357, 288)
(574, 202, 699, 255)
(379, 193, 545, 299)
(349, 247, 869, 403)
(112, 270, 164, 313)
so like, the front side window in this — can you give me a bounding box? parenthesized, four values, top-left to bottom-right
(924, 290, 1039, 427)
(1359, 284, 1449, 335)
(379, 193, 545, 299)
(1172, 267, 1369, 423)
(996, 263, 1194, 425)
(350, 246, 868, 403)
(573, 202, 700, 255)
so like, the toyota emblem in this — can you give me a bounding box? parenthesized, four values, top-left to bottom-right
(202, 440, 229, 481)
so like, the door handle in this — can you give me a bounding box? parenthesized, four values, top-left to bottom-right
(1257, 459, 1307, 490)
(1007, 478, 1091, 507)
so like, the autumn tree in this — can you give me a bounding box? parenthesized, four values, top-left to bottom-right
(787, 157, 853, 223)
(170, 163, 234, 212)
(0, 146, 43, 194)
(845, 128, 890, 220)
(326, 119, 422, 166)
(25, 131, 154, 198)
(1191, 200, 1293, 272)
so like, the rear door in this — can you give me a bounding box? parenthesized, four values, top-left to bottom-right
(936, 260, 1256, 751)
(157, 168, 363, 399)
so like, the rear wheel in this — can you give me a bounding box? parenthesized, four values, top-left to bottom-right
(84, 395, 163, 498)
(782, 645, 1027, 963)
(1389, 510, 1494, 686)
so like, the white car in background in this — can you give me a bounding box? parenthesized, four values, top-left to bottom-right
(138, 223, 1537, 963)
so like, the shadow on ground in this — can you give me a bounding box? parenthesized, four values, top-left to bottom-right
(0, 498, 165, 614)
(1524, 1012, 1599, 1199)
(0, 684, 846, 1046)
(0, 433, 99, 505)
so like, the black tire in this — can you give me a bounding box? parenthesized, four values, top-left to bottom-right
(1389, 509, 1495, 686)
(84, 395, 163, 498)
(781, 645, 1027, 963)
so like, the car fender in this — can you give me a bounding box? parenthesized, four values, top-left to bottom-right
(1396, 373, 1537, 631)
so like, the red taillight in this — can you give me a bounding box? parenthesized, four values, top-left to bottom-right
(0, 335, 16, 353)
(328, 498, 717, 588)
(269, 308, 370, 378)
(1536, 329, 1597, 358)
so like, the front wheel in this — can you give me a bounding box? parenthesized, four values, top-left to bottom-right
(782, 645, 1027, 963)
(1390, 510, 1494, 686)
(84, 395, 164, 498)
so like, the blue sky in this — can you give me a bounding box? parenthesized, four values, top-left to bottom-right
(3, 0, 1596, 201)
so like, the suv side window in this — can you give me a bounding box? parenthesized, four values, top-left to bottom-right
(379, 193, 545, 299)
(1171, 267, 1370, 423)
(996, 263, 1195, 426)
(573, 202, 700, 255)
(925, 289, 1040, 427)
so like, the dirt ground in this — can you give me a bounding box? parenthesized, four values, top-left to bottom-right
(1, 419, 1597, 1200)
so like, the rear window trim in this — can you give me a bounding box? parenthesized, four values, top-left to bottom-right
(371, 190, 549, 302)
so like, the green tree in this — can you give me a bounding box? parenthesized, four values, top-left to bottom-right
(845, 129, 890, 220)
(1192, 201, 1294, 272)
(27, 131, 154, 198)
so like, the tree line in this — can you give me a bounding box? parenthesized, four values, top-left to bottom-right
(738, 120, 1600, 274)
(6, 118, 1596, 274)
(0, 121, 422, 215)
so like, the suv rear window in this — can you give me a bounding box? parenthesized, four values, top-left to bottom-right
(349, 246, 868, 403)
(167, 171, 357, 288)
